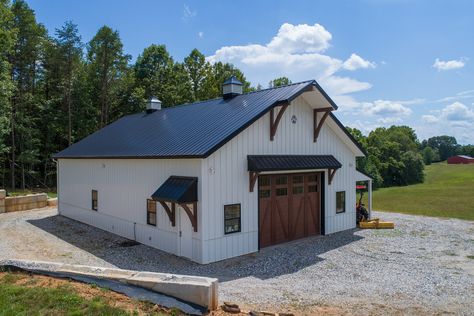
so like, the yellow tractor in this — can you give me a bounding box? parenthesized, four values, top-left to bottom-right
(356, 184, 394, 229)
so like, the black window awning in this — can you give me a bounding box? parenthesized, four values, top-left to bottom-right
(151, 176, 198, 203)
(247, 155, 342, 172)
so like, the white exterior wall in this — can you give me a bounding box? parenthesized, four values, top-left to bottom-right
(58, 95, 359, 264)
(200, 95, 357, 263)
(57, 158, 204, 262)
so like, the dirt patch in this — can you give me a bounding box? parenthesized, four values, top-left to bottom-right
(0, 271, 181, 315)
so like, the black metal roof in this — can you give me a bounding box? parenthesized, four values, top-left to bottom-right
(53, 80, 355, 159)
(247, 155, 342, 172)
(151, 176, 198, 203)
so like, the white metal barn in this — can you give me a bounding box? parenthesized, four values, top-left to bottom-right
(54, 77, 366, 264)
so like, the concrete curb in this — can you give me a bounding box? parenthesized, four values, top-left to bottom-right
(0, 259, 218, 310)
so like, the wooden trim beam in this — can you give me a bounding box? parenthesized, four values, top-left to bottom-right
(270, 102, 289, 141)
(159, 201, 176, 226)
(314, 107, 334, 112)
(249, 171, 260, 192)
(180, 202, 198, 232)
(328, 168, 337, 185)
(313, 108, 333, 142)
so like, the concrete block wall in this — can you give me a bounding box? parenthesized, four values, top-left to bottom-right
(0, 192, 48, 212)
(0, 190, 5, 213)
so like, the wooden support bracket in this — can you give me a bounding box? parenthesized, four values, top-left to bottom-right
(249, 171, 260, 192)
(328, 168, 337, 185)
(313, 107, 333, 142)
(270, 102, 289, 141)
(159, 201, 176, 226)
(180, 202, 198, 232)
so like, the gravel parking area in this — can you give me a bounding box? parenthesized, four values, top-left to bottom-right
(1, 208, 473, 315)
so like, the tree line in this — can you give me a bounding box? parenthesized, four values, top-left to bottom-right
(1, 1, 472, 191)
(0, 0, 255, 190)
(348, 127, 474, 188)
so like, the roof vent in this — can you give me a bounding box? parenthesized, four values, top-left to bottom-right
(222, 76, 243, 99)
(146, 96, 161, 113)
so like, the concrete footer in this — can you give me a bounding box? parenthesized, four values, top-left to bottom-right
(0, 259, 218, 310)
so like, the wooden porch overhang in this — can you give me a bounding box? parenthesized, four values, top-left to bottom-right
(151, 176, 198, 232)
(247, 155, 342, 191)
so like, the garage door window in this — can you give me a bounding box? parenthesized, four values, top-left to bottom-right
(224, 204, 241, 234)
(336, 191, 345, 214)
(147, 199, 157, 226)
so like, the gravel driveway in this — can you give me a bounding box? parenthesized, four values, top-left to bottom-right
(1, 208, 473, 315)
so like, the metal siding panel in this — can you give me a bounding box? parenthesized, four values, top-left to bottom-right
(201, 95, 357, 262)
(58, 158, 203, 263)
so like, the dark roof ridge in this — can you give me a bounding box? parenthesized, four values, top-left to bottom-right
(243, 79, 316, 96)
(146, 79, 317, 113)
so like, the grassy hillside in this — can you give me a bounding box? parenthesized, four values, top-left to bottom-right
(372, 162, 474, 221)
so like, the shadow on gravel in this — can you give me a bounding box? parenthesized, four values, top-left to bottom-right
(28, 215, 363, 281)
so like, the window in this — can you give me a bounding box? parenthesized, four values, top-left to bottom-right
(147, 199, 157, 226)
(293, 186, 304, 195)
(276, 176, 288, 185)
(336, 191, 345, 214)
(91, 190, 98, 211)
(292, 175, 303, 184)
(224, 204, 241, 234)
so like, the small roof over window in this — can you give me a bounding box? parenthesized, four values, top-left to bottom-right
(247, 155, 342, 172)
(151, 176, 198, 203)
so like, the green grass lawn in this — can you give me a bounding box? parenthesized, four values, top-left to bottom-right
(0, 271, 175, 315)
(370, 162, 474, 221)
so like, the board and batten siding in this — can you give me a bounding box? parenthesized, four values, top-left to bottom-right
(200, 94, 357, 263)
(57, 158, 203, 262)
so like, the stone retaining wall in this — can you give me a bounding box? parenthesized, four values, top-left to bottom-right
(0, 190, 48, 213)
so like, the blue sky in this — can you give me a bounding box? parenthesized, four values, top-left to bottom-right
(28, 0, 474, 144)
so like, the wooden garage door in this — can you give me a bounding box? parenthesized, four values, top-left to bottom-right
(259, 172, 321, 248)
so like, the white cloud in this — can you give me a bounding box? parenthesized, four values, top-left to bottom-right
(422, 115, 439, 123)
(364, 100, 412, 117)
(198, 31, 204, 38)
(266, 23, 332, 54)
(320, 76, 372, 95)
(207, 22, 374, 96)
(440, 101, 474, 121)
(182, 4, 196, 21)
(342, 53, 376, 71)
(378, 117, 402, 124)
(417, 102, 474, 144)
(436, 89, 474, 103)
(432, 58, 466, 71)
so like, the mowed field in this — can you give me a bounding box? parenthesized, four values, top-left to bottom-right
(372, 162, 474, 221)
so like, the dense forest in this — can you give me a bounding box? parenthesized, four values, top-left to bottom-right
(0, 0, 473, 191)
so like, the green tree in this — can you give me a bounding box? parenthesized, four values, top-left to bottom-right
(134, 44, 191, 107)
(184, 48, 212, 101)
(269, 76, 291, 88)
(8, 0, 47, 189)
(401, 151, 424, 184)
(209, 61, 253, 96)
(87, 26, 130, 127)
(0, 0, 15, 187)
(55, 21, 83, 145)
(422, 146, 435, 165)
(426, 136, 458, 161)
